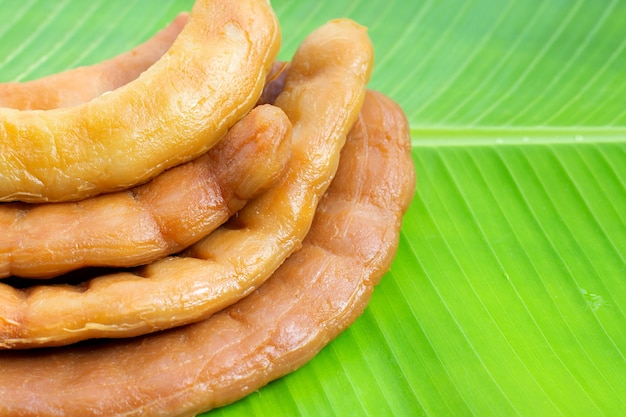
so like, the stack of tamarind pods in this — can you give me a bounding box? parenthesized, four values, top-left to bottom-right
(0, 0, 416, 416)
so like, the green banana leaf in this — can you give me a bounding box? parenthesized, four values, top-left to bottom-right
(1, 0, 625, 416)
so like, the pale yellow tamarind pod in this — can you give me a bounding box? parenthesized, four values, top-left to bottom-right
(0, 0, 280, 202)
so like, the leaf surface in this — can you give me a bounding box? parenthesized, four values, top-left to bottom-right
(1, 1, 624, 416)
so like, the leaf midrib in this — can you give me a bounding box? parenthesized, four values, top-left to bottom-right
(411, 126, 626, 147)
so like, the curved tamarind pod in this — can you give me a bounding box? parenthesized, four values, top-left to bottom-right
(0, 13, 188, 110)
(0, 90, 416, 417)
(0, 18, 373, 348)
(0, 104, 292, 279)
(0, 0, 280, 202)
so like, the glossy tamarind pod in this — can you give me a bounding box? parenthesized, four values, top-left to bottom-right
(0, 104, 291, 279)
(0, 89, 416, 417)
(0, 18, 373, 348)
(0, 13, 188, 110)
(0, 0, 280, 202)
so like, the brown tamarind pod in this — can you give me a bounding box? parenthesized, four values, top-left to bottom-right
(0, 89, 415, 417)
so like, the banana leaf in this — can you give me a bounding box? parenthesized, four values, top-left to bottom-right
(0, 0, 624, 416)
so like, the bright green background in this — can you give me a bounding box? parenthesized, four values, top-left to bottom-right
(1, 0, 625, 416)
